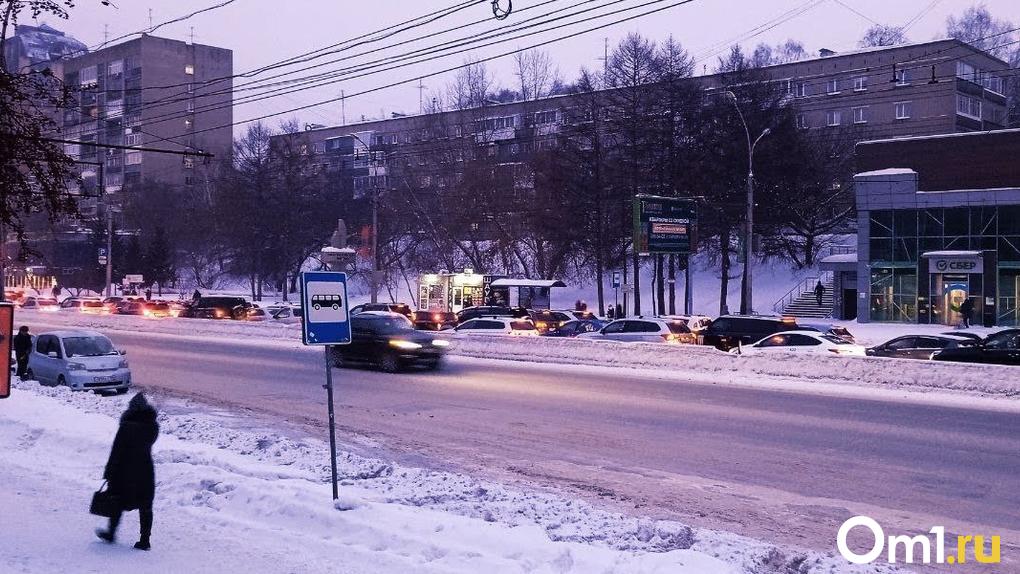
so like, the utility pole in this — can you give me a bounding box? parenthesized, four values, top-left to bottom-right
(371, 170, 379, 304)
(418, 79, 426, 115)
(340, 90, 346, 126)
(105, 206, 113, 297)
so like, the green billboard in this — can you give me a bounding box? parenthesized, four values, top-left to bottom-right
(633, 195, 697, 255)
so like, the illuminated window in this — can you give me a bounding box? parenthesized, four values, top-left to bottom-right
(185, 64, 194, 75)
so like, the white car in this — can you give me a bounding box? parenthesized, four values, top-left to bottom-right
(576, 317, 697, 344)
(731, 330, 866, 357)
(27, 330, 131, 393)
(453, 317, 539, 337)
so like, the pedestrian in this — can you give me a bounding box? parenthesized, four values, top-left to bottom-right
(145, 287, 152, 300)
(959, 297, 974, 328)
(192, 289, 201, 303)
(575, 299, 583, 311)
(615, 303, 624, 319)
(814, 280, 826, 307)
(13, 326, 33, 378)
(96, 393, 159, 551)
(607, 306, 615, 320)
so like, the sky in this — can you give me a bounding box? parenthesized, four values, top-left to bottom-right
(18, 0, 1018, 134)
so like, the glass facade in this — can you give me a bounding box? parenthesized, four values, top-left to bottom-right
(869, 206, 1020, 325)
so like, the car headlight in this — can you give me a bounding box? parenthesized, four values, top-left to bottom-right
(67, 362, 88, 371)
(118, 359, 129, 368)
(389, 339, 422, 350)
(431, 339, 450, 347)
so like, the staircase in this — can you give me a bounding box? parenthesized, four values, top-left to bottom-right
(779, 280, 835, 319)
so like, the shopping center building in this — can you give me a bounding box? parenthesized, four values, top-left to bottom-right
(838, 129, 1020, 326)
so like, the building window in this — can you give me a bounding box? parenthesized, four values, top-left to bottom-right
(795, 82, 808, 97)
(852, 106, 867, 124)
(186, 101, 195, 113)
(853, 76, 867, 91)
(957, 94, 982, 120)
(894, 101, 912, 120)
(79, 65, 97, 87)
(779, 79, 792, 95)
(826, 110, 841, 126)
(895, 68, 909, 86)
(125, 151, 142, 165)
(185, 64, 194, 75)
(108, 60, 123, 76)
(796, 114, 809, 129)
(826, 79, 840, 94)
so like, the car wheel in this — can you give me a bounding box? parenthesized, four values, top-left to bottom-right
(115, 388, 128, 395)
(57, 375, 67, 388)
(379, 353, 401, 373)
(424, 359, 441, 371)
(25, 369, 34, 382)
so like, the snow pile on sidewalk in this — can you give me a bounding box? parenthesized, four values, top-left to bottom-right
(1, 381, 897, 574)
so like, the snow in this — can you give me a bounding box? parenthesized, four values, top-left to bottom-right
(0, 381, 900, 574)
(818, 253, 856, 264)
(854, 168, 916, 177)
(920, 250, 981, 257)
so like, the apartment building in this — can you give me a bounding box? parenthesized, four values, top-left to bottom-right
(2, 23, 86, 74)
(59, 34, 233, 197)
(699, 38, 1010, 140)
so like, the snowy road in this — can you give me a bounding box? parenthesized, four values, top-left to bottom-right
(23, 321, 1020, 570)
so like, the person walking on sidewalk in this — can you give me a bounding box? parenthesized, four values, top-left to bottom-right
(959, 297, 974, 328)
(814, 280, 826, 307)
(13, 326, 33, 378)
(96, 393, 159, 551)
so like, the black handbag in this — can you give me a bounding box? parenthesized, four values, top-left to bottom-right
(89, 481, 120, 517)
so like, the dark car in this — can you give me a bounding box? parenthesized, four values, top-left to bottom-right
(529, 310, 576, 334)
(867, 334, 975, 360)
(118, 301, 172, 318)
(940, 330, 984, 341)
(333, 311, 448, 372)
(455, 306, 529, 324)
(543, 319, 606, 338)
(349, 302, 413, 319)
(932, 329, 1020, 366)
(412, 310, 457, 331)
(179, 296, 252, 320)
(699, 315, 800, 351)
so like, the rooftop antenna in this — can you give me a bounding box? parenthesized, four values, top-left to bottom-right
(418, 79, 427, 114)
(148, 9, 153, 30)
(340, 90, 346, 126)
(189, 26, 195, 44)
(104, 24, 109, 43)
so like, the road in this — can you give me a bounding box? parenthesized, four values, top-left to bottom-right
(28, 324, 1020, 570)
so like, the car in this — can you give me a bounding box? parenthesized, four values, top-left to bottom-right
(662, 315, 713, 333)
(20, 297, 60, 312)
(561, 309, 600, 321)
(932, 329, 1020, 366)
(349, 302, 413, 319)
(411, 310, 457, 331)
(243, 306, 269, 321)
(333, 311, 448, 372)
(732, 330, 866, 357)
(529, 310, 576, 334)
(699, 315, 801, 351)
(79, 299, 109, 315)
(118, 301, 173, 318)
(60, 297, 102, 312)
(799, 323, 857, 343)
(268, 305, 302, 324)
(542, 319, 606, 338)
(939, 330, 985, 342)
(866, 334, 976, 360)
(453, 317, 539, 337)
(101, 296, 128, 312)
(165, 301, 189, 317)
(455, 306, 529, 323)
(576, 317, 696, 344)
(27, 330, 131, 393)
(179, 296, 253, 319)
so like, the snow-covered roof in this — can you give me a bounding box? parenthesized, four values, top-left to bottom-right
(922, 250, 981, 257)
(854, 168, 916, 178)
(490, 279, 566, 288)
(819, 253, 857, 264)
(860, 127, 1020, 147)
(320, 246, 355, 253)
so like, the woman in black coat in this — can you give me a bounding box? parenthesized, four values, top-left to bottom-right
(96, 393, 159, 550)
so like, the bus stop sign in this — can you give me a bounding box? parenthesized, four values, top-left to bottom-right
(300, 271, 351, 346)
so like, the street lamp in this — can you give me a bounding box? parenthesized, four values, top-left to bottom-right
(725, 90, 770, 316)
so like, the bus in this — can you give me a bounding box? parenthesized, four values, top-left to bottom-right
(311, 294, 343, 311)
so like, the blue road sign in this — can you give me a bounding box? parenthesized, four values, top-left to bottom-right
(612, 271, 621, 289)
(300, 271, 351, 346)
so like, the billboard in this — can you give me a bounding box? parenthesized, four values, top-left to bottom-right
(633, 195, 697, 255)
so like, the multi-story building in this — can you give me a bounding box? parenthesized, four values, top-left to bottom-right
(2, 23, 86, 74)
(699, 38, 1010, 140)
(59, 34, 233, 196)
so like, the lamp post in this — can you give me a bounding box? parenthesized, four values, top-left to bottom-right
(725, 90, 770, 316)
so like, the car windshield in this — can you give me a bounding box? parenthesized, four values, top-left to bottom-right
(367, 317, 414, 333)
(667, 322, 691, 334)
(63, 336, 118, 357)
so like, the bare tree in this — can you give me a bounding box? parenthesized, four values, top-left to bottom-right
(751, 39, 807, 67)
(447, 57, 496, 109)
(858, 24, 907, 48)
(513, 49, 560, 101)
(944, 5, 1020, 127)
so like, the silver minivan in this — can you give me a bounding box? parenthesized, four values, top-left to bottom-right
(28, 330, 131, 393)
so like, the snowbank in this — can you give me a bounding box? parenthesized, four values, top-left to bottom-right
(1, 381, 897, 574)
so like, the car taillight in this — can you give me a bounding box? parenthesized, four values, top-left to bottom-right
(432, 313, 442, 322)
(662, 333, 680, 343)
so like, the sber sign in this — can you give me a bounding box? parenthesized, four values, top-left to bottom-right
(928, 256, 982, 274)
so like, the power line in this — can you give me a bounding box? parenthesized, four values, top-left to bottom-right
(17, 136, 215, 157)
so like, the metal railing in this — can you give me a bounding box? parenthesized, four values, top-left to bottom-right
(772, 270, 833, 315)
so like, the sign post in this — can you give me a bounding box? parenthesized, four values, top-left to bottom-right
(0, 303, 12, 399)
(300, 271, 352, 500)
